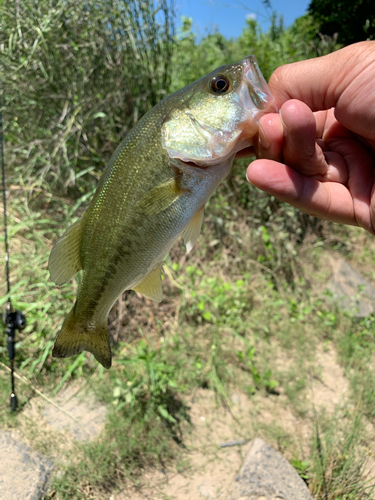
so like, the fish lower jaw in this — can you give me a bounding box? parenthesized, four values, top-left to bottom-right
(178, 155, 233, 170)
(178, 159, 208, 169)
(174, 139, 254, 170)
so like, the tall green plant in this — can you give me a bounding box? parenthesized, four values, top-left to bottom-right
(1, 0, 175, 192)
(238, 13, 340, 81)
(170, 17, 241, 93)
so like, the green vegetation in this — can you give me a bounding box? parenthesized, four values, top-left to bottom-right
(1, 0, 174, 193)
(1, 1, 375, 499)
(308, 0, 375, 45)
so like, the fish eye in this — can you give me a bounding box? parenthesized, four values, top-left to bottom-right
(209, 74, 231, 94)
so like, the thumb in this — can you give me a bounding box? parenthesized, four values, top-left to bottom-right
(268, 41, 374, 111)
(268, 41, 375, 140)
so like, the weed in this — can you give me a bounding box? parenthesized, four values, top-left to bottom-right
(237, 347, 279, 395)
(336, 315, 375, 422)
(50, 407, 180, 499)
(309, 411, 375, 499)
(110, 340, 187, 430)
(291, 458, 310, 483)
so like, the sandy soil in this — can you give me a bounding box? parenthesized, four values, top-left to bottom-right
(112, 347, 355, 500)
(3, 342, 373, 500)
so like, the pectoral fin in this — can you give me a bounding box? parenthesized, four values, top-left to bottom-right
(183, 205, 205, 254)
(132, 265, 163, 302)
(49, 218, 83, 285)
(136, 177, 186, 216)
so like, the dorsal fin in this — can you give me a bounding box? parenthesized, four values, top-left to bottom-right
(49, 218, 84, 285)
(132, 265, 163, 302)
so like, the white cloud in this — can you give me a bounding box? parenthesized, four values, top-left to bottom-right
(246, 13, 257, 21)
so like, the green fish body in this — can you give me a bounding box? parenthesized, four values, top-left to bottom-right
(49, 56, 276, 368)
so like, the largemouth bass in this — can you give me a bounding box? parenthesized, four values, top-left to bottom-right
(49, 56, 276, 368)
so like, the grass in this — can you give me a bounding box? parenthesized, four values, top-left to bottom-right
(1, 178, 375, 499)
(309, 410, 374, 499)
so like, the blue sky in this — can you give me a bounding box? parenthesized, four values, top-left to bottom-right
(176, 0, 311, 38)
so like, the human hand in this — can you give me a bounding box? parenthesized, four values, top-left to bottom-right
(247, 41, 375, 234)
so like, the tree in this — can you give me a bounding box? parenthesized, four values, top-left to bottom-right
(308, 0, 375, 45)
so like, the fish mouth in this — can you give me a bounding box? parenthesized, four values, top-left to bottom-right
(177, 132, 256, 170)
(241, 55, 277, 113)
(174, 117, 260, 170)
(178, 123, 260, 170)
(178, 158, 216, 170)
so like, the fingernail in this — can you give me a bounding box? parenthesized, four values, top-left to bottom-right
(246, 167, 252, 184)
(258, 124, 271, 150)
(279, 109, 287, 136)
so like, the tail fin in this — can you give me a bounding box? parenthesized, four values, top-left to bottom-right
(52, 308, 112, 369)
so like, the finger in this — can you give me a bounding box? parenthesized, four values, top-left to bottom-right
(280, 103, 351, 184)
(236, 112, 284, 160)
(255, 113, 284, 161)
(246, 159, 374, 234)
(321, 152, 348, 184)
(328, 135, 375, 230)
(280, 100, 328, 177)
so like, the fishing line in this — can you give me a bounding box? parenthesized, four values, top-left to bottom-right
(0, 94, 10, 298)
(1, 90, 26, 411)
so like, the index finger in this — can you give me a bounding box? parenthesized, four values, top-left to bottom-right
(246, 159, 375, 234)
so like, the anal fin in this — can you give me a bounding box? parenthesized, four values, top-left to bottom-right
(49, 217, 84, 285)
(183, 205, 204, 254)
(132, 265, 163, 302)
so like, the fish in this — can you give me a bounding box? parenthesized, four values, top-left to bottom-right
(49, 55, 277, 369)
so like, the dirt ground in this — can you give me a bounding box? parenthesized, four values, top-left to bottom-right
(3, 343, 373, 500)
(111, 347, 359, 500)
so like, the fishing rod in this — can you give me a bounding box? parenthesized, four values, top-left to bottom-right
(1, 91, 26, 411)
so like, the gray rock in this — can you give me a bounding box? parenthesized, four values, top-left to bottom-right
(328, 260, 375, 317)
(0, 431, 53, 500)
(228, 438, 313, 500)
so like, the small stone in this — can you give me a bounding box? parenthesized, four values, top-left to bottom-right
(230, 392, 241, 406)
(328, 259, 375, 317)
(198, 478, 221, 499)
(228, 438, 313, 500)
